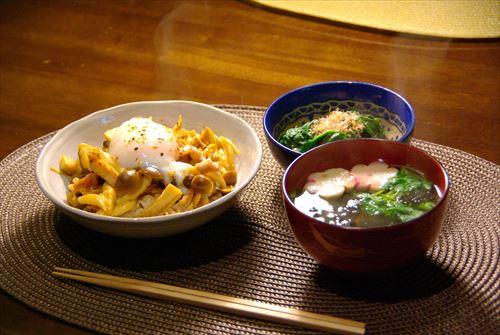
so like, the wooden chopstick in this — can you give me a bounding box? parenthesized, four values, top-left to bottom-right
(54, 267, 357, 327)
(53, 267, 365, 335)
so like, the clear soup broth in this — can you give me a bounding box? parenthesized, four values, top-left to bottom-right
(291, 162, 440, 228)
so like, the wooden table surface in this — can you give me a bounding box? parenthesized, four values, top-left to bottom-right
(0, 0, 499, 334)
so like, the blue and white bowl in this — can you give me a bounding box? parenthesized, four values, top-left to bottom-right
(263, 81, 415, 167)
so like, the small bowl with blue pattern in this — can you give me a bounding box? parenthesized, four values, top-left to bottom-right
(263, 81, 415, 167)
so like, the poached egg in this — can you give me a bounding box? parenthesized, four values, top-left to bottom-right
(105, 117, 190, 186)
(105, 117, 177, 169)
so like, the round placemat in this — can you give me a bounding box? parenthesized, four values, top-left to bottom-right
(0, 105, 498, 334)
(246, 0, 500, 39)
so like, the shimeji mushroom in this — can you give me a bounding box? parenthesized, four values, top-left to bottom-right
(351, 161, 398, 192)
(304, 168, 356, 200)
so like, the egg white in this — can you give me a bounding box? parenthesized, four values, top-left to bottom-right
(104, 117, 193, 186)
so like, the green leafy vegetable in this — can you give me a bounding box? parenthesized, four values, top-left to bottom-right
(277, 122, 355, 153)
(299, 130, 354, 152)
(277, 109, 387, 152)
(359, 115, 386, 138)
(359, 167, 437, 222)
(360, 193, 426, 223)
(277, 121, 315, 151)
(381, 167, 433, 195)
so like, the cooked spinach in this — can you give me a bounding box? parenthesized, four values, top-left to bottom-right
(299, 130, 354, 152)
(359, 168, 437, 222)
(277, 121, 315, 151)
(382, 167, 434, 196)
(359, 115, 386, 138)
(278, 109, 388, 152)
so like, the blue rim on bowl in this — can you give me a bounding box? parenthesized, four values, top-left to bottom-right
(263, 81, 415, 166)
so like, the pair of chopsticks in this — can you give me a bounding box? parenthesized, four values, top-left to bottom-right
(53, 267, 365, 334)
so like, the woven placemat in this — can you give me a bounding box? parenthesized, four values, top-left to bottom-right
(247, 0, 500, 39)
(0, 105, 498, 334)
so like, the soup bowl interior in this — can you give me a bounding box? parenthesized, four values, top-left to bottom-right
(282, 139, 449, 274)
(36, 101, 262, 238)
(264, 81, 415, 167)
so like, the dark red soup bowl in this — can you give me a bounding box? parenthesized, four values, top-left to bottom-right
(282, 139, 450, 275)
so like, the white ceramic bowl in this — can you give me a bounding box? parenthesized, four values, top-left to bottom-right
(36, 101, 262, 238)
